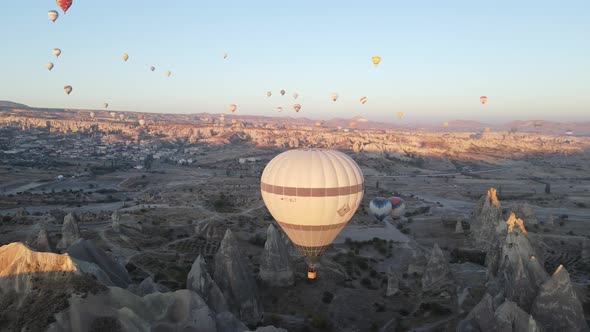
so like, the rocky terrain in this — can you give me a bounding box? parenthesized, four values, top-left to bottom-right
(1, 106, 589, 331)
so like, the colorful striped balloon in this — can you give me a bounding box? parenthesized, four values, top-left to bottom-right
(388, 197, 406, 218)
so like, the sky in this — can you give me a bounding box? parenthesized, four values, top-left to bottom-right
(1, 0, 589, 123)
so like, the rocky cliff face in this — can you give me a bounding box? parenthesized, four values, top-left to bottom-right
(421, 243, 453, 295)
(531, 265, 589, 332)
(259, 224, 294, 287)
(66, 239, 131, 288)
(187, 254, 229, 314)
(472, 188, 506, 256)
(57, 212, 81, 251)
(213, 229, 263, 326)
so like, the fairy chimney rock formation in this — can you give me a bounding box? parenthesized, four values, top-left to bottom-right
(57, 212, 80, 250)
(259, 224, 294, 287)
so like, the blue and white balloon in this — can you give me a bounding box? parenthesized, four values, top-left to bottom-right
(389, 197, 406, 218)
(369, 197, 392, 222)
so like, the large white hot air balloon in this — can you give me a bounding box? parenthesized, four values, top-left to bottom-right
(261, 149, 364, 279)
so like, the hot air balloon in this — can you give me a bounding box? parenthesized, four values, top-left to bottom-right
(53, 48, 61, 57)
(388, 197, 406, 218)
(480, 96, 487, 104)
(119, 114, 125, 121)
(150, 66, 155, 71)
(139, 119, 146, 126)
(369, 197, 392, 222)
(266, 91, 272, 98)
(442, 122, 449, 127)
(122, 53, 129, 62)
(165, 70, 171, 77)
(104, 103, 109, 109)
(277, 107, 283, 112)
(48, 10, 59, 22)
(56, 0, 72, 13)
(293, 92, 299, 99)
(89, 112, 95, 119)
(228, 104, 237, 113)
(315, 121, 324, 127)
(349, 122, 357, 129)
(223, 53, 228, 59)
(293, 104, 301, 112)
(371, 55, 381, 67)
(280, 90, 286, 96)
(360, 96, 367, 105)
(331, 93, 338, 102)
(46, 62, 54, 71)
(261, 149, 364, 279)
(231, 119, 238, 124)
(110, 112, 116, 119)
(396, 112, 403, 119)
(63, 85, 72, 95)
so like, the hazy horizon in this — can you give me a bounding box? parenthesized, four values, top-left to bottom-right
(1, 1, 589, 123)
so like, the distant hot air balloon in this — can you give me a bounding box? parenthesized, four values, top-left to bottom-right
(119, 114, 125, 121)
(56, 0, 72, 13)
(261, 149, 364, 279)
(293, 104, 301, 112)
(371, 55, 381, 67)
(266, 91, 272, 98)
(89, 112, 95, 119)
(360, 96, 367, 105)
(280, 90, 286, 96)
(139, 119, 146, 126)
(228, 104, 237, 113)
(277, 107, 283, 112)
(369, 197, 392, 222)
(122, 53, 129, 62)
(331, 93, 338, 102)
(46, 62, 54, 71)
(53, 48, 61, 57)
(165, 70, 171, 77)
(293, 92, 299, 99)
(388, 197, 406, 218)
(396, 112, 403, 119)
(48, 10, 59, 22)
(63, 85, 72, 95)
(223, 53, 228, 59)
(150, 66, 155, 71)
(231, 119, 238, 124)
(315, 121, 324, 127)
(480, 96, 487, 104)
(442, 122, 449, 127)
(110, 112, 116, 119)
(104, 103, 109, 109)
(349, 122, 356, 128)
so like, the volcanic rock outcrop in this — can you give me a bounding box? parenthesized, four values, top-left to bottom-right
(66, 239, 131, 288)
(531, 265, 589, 332)
(57, 212, 81, 250)
(471, 188, 505, 253)
(215, 311, 249, 332)
(259, 224, 294, 287)
(187, 254, 229, 313)
(490, 213, 548, 311)
(111, 210, 121, 232)
(494, 300, 542, 332)
(31, 222, 55, 253)
(213, 229, 263, 325)
(128, 276, 170, 296)
(421, 243, 453, 295)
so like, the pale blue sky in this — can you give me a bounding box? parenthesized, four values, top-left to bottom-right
(1, 1, 589, 123)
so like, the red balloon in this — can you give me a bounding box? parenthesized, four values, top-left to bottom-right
(56, 0, 73, 13)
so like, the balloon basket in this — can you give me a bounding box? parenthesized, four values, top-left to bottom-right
(307, 267, 317, 280)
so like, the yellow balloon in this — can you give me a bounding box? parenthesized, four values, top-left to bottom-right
(165, 70, 171, 77)
(122, 53, 129, 62)
(371, 55, 381, 67)
(396, 112, 403, 119)
(261, 149, 364, 279)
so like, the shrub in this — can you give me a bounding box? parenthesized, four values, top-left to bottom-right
(321, 291, 334, 304)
